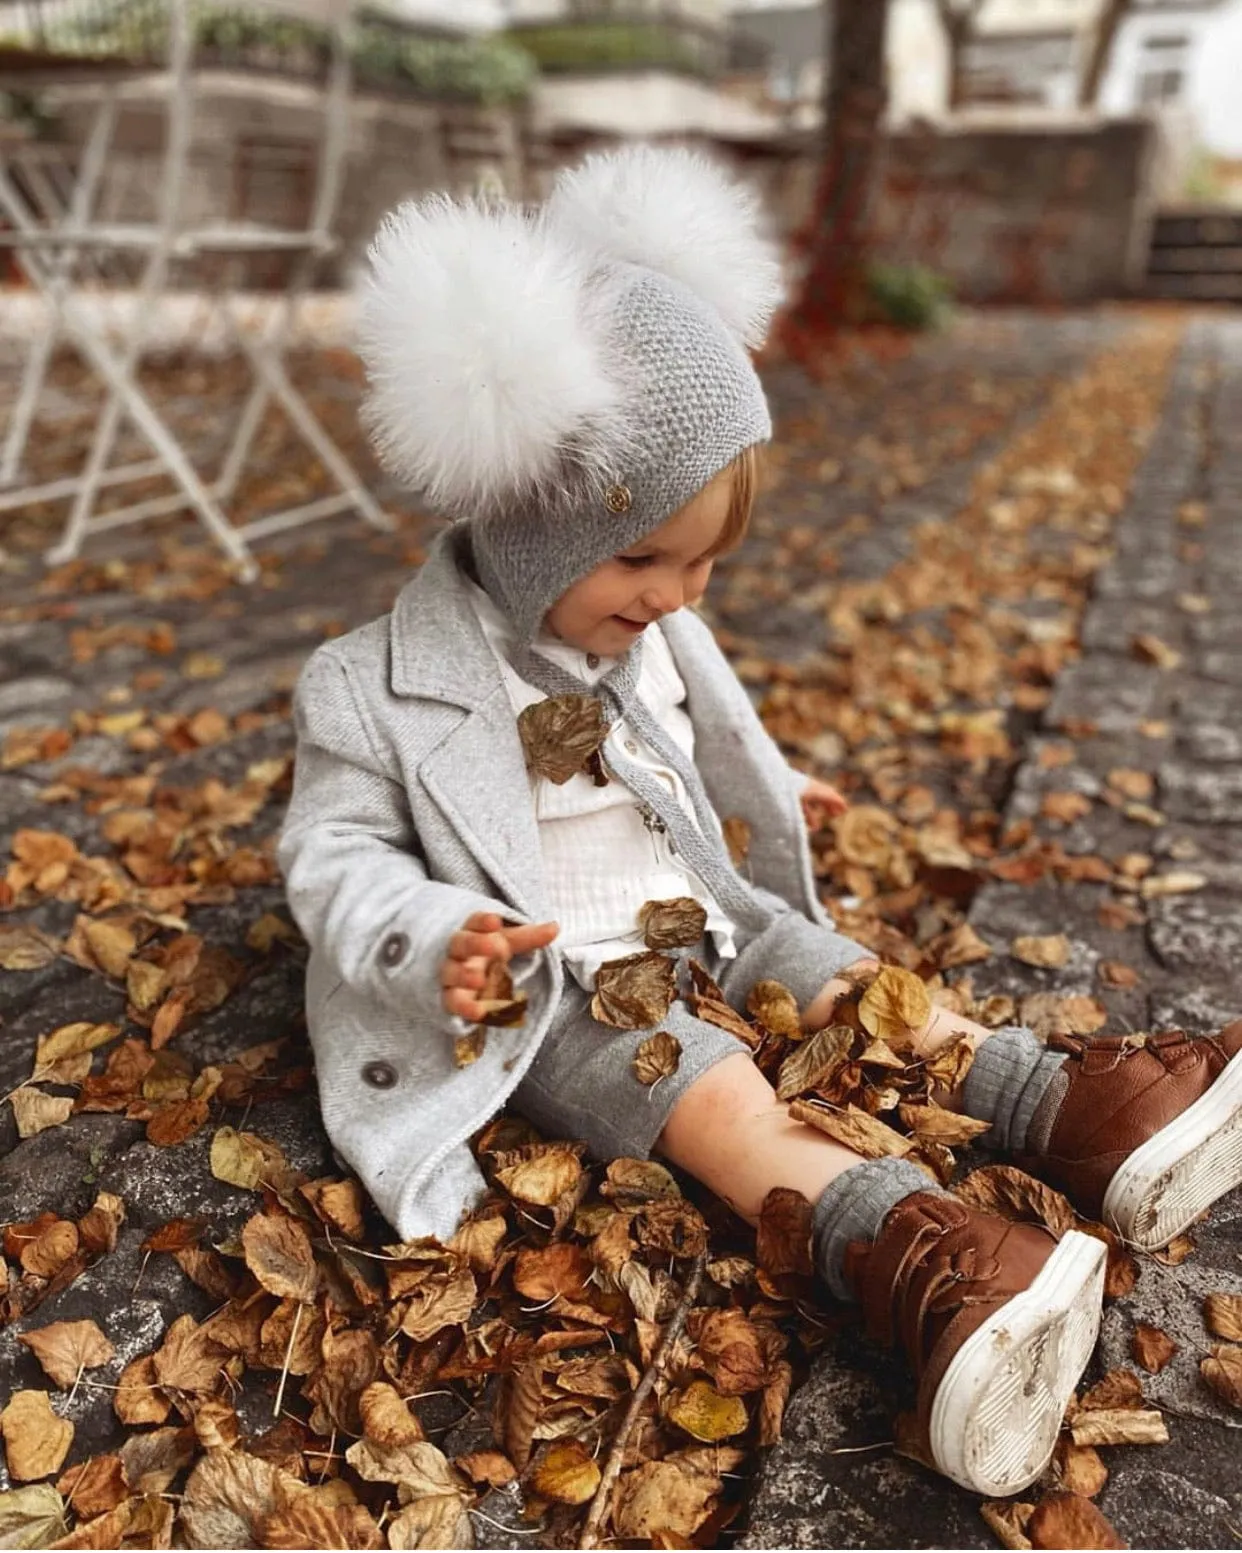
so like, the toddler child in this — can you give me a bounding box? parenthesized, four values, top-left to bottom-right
(279, 147, 1242, 1498)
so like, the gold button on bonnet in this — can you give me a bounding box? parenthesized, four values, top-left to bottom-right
(604, 482, 632, 514)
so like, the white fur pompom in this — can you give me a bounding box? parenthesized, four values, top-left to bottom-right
(546, 144, 784, 349)
(356, 195, 623, 513)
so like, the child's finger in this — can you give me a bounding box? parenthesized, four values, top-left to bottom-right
(441, 958, 486, 991)
(443, 986, 484, 1021)
(462, 912, 503, 933)
(501, 920, 560, 954)
(448, 929, 511, 963)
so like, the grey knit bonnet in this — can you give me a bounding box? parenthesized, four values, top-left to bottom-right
(356, 145, 783, 644)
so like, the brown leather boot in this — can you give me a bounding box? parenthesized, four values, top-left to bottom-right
(1021, 1021, 1242, 1251)
(844, 1192, 1105, 1497)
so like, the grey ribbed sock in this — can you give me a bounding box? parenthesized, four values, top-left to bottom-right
(812, 1157, 944, 1301)
(960, 1025, 1069, 1154)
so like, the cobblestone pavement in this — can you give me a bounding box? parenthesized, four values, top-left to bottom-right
(3, 306, 1240, 1544)
(745, 316, 1242, 1549)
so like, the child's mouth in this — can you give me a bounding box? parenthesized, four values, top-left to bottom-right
(612, 615, 649, 631)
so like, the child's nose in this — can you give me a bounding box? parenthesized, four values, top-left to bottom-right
(640, 579, 683, 616)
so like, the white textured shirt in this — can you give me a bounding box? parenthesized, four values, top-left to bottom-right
(466, 581, 738, 990)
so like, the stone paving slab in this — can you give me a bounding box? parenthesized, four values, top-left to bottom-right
(745, 318, 1242, 1549)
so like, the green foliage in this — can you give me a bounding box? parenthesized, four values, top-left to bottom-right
(506, 21, 701, 76)
(37, 0, 537, 105)
(865, 261, 953, 331)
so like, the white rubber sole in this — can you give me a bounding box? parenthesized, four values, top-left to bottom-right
(1102, 1047, 1242, 1251)
(927, 1230, 1106, 1497)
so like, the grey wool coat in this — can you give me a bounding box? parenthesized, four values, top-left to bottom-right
(278, 526, 866, 1242)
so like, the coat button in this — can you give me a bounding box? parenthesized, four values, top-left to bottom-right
(362, 1060, 398, 1089)
(624, 738, 639, 755)
(380, 932, 408, 968)
(586, 653, 600, 670)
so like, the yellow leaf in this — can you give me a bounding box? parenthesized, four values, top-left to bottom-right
(34, 1022, 121, 1072)
(633, 1031, 681, 1086)
(19, 1321, 115, 1390)
(9, 1088, 73, 1139)
(0, 1392, 73, 1481)
(1204, 1293, 1242, 1343)
(1011, 934, 1072, 969)
(0, 1483, 67, 1547)
(858, 967, 931, 1049)
(209, 1127, 294, 1193)
(666, 1380, 748, 1442)
(788, 1099, 913, 1159)
(531, 1440, 601, 1505)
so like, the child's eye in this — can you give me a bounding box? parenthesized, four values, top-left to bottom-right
(617, 554, 654, 570)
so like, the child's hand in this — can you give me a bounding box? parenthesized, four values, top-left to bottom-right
(800, 776, 849, 829)
(440, 912, 559, 1023)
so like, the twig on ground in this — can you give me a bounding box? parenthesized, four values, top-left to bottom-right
(578, 1250, 706, 1550)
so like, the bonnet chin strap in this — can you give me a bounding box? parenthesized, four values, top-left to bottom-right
(511, 637, 773, 935)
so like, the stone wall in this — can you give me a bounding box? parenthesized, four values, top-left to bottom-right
(28, 76, 1158, 302)
(747, 116, 1159, 305)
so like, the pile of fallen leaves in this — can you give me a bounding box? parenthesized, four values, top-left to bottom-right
(5, 915, 1242, 1549)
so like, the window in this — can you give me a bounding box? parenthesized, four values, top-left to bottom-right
(1137, 31, 1189, 104)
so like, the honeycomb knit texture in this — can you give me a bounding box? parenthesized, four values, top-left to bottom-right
(470, 266, 772, 646)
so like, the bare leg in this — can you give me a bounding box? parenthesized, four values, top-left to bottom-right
(656, 1051, 866, 1224)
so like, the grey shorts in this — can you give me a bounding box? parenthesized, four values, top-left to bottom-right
(511, 909, 865, 1164)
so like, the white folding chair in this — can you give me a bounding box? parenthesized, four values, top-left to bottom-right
(0, 0, 392, 581)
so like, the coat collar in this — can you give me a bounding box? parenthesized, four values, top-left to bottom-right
(388, 527, 500, 709)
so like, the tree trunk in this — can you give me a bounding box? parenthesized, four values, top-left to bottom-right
(1078, 0, 1132, 108)
(786, 0, 890, 342)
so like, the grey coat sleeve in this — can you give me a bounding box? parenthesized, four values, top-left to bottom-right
(278, 651, 511, 1032)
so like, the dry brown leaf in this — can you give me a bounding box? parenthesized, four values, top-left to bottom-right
(345, 1435, 465, 1496)
(475, 958, 528, 1028)
(1010, 933, 1072, 969)
(1132, 632, 1182, 670)
(259, 1300, 325, 1376)
(76, 1192, 125, 1256)
(636, 1198, 709, 1260)
(980, 1499, 1035, 1550)
(592, 951, 677, 1029)
(262, 1494, 383, 1550)
(858, 966, 931, 1050)
(1041, 791, 1093, 824)
(788, 1099, 913, 1159)
(34, 1022, 121, 1072)
(1151, 1231, 1197, 1266)
(757, 1358, 793, 1446)
(1028, 1490, 1127, 1549)
(1200, 1344, 1242, 1410)
(633, 1030, 682, 1086)
(454, 1027, 487, 1068)
(1069, 1408, 1168, 1447)
(210, 1127, 296, 1193)
(359, 1382, 425, 1447)
(9, 1087, 74, 1139)
(305, 1327, 383, 1437)
(923, 1034, 977, 1093)
(19, 1320, 115, 1390)
(386, 1495, 473, 1550)
(0, 925, 59, 970)
(495, 1144, 584, 1207)
(953, 1165, 1077, 1237)
(613, 1447, 743, 1540)
(18, 1218, 79, 1279)
(0, 1484, 67, 1547)
(0, 1391, 73, 1481)
(1019, 992, 1108, 1039)
(455, 1450, 516, 1489)
(1204, 1293, 1242, 1342)
(746, 979, 802, 1039)
(1054, 1439, 1108, 1499)
(399, 1264, 477, 1342)
(756, 1187, 813, 1277)
(81, 918, 136, 978)
(1099, 960, 1140, 989)
(518, 695, 608, 785)
(153, 1314, 229, 1396)
(56, 1453, 128, 1520)
(447, 1212, 508, 1275)
(602, 1156, 680, 1204)
(504, 1356, 543, 1471)
(639, 897, 708, 950)
(694, 1308, 768, 1396)
(531, 1439, 601, 1506)
(114, 1355, 171, 1426)
(513, 1243, 592, 1304)
(775, 1024, 854, 1103)
(928, 922, 993, 968)
(898, 1104, 992, 1147)
(241, 1212, 319, 1303)
(1132, 1323, 1178, 1375)
(300, 1177, 367, 1241)
(179, 1447, 306, 1548)
(1079, 1368, 1145, 1412)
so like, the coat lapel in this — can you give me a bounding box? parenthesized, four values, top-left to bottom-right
(389, 530, 548, 921)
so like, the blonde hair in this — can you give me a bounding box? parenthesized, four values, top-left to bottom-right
(708, 442, 760, 559)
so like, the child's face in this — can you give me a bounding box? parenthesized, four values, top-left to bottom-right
(543, 464, 735, 656)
